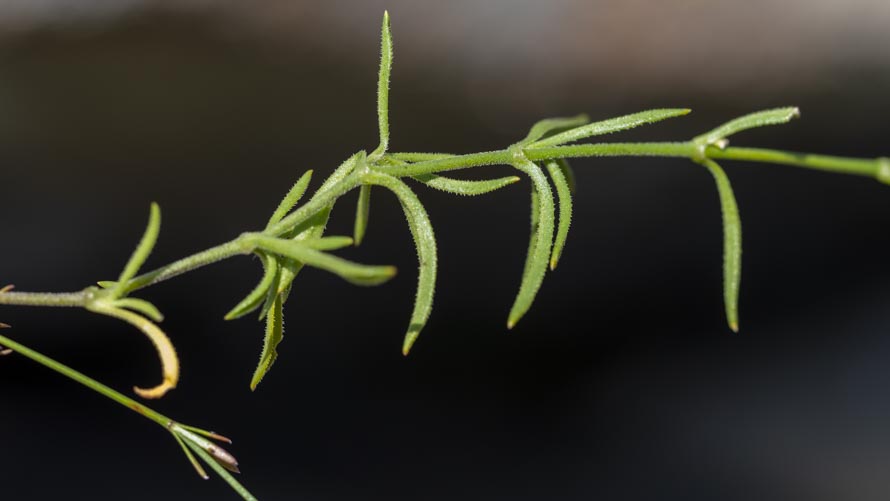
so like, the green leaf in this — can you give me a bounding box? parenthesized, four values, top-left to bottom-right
(694, 107, 800, 147)
(172, 432, 209, 480)
(545, 160, 573, 270)
(250, 292, 283, 391)
(508, 154, 555, 328)
(305, 235, 355, 251)
(225, 252, 279, 320)
(274, 207, 332, 299)
(557, 158, 577, 194)
(254, 236, 397, 286)
(370, 11, 393, 159)
(365, 172, 437, 355)
(389, 152, 455, 162)
(520, 114, 590, 144)
(113, 298, 164, 322)
(699, 158, 742, 332)
(529, 109, 691, 148)
(413, 173, 521, 196)
(266, 170, 313, 230)
(112, 202, 161, 297)
(354, 184, 372, 245)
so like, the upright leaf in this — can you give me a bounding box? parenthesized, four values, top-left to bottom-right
(112, 202, 161, 298)
(365, 172, 437, 355)
(699, 158, 742, 332)
(225, 252, 279, 320)
(521, 114, 590, 144)
(266, 170, 313, 229)
(370, 11, 393, 159)
(529, 109, 691, 148)
(694, 107, 800, 147)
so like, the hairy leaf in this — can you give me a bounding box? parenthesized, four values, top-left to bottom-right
(700, 158, 742, 332)
(529, 109, 691, 148)
(250, 293, 283, 391)
(266, 170, 313, 229)
(509, 154, 555, 328)
(354, 185, 372, 245)
(545, 160, 573, 269)
(254, 236, 397, 286)
(225, 252, 279, 320)
(413, 173, 520, 195)
(695, 107, 800, 147)
(370, 11, 393, 159)
(365, 172, 437, 355)
(112, 202, 161, 297)
(521, 114, 590, 144)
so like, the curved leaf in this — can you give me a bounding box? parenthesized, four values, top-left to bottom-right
(266, 170, 313, 230)
(508, 154, 555, 328)
(225, 252, 279, 321)
(413, 173, 520, 196)
(365, 172, 437, 355)
(700, 158, 742, 332)
(254, 236, 397, 286)
(521, 114, 589, 144)
(545, 160, 573, 270)
(695, 107, 800, 147)
(112, 202, 161, 297)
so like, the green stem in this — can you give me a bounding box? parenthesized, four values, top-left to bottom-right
(0, 332, 170, 426)
(709, 146, 885, 180)
(125, 238, 252, 293)
(0, 291, 87, 307)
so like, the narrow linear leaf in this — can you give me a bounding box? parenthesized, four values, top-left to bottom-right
(183, 441, 258, 501)
(254, 236, 397, 286)
(305, 235, 355, 251)
(265, 170, 313, 229)
(695, 107, 800, 147)
(529, 108, 691, 148)
(389, 152, 455, 162)
(113, 298, 164, 322)
(365, 172, 437, 355)
(521, 114, 590, 144)
(545, 160, 573, 270)
(509, 154, 555, 329)
(172, 432, 209, 480)
(250, 293, 283, 391)
(112, 202, 161, 297)
(271, 207, 332, 313)
(413, 173, 521, 196)
(522, 189, 540, 279)
(96, 280, 116, 289)
(700, 158, 742, 332)
(557, 158, 577, 194)
(354, 184, 372, 245)
(225, 252, 279, 320)
(370, 11, 393, 159)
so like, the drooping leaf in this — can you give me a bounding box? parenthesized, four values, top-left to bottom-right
(224, 252, 279, 320)
(112, 202, 161, 297)
(528, 109, 691, 148)
(354, 185, 372, 245)
(254, 236, 397, 286)
(545, 160, 573, 270)
(265, 170, 313, 230)
(508, 155, 555, 328)
(365, 172, 437, 355)
(694, 107, 800, 147)
(370, 11, 393, 159)
(700, 158, 742, 332)
(250, 293, 283, 391)
(413, 173, 520, 196)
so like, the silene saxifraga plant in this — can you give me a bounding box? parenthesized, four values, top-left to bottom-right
(2, 11, 889, 500)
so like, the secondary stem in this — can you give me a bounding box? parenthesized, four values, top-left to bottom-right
(0, 332, 170, 426)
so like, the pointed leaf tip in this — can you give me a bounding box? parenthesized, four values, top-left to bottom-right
(730, 322, 739, 333)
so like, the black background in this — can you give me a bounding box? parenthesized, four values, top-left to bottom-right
(1, 2, 889, 500)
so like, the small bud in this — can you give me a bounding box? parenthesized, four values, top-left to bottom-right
(206, 444, 240, 474)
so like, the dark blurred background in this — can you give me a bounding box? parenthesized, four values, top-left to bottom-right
(1, 1, 889, 499)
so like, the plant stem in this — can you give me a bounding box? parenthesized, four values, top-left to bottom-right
(0, 291, 87, 307)
(125, 238, 253, 293)
(0, 332, 170, 426)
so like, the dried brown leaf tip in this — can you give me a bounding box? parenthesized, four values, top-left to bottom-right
(0, 284, 13, 293)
